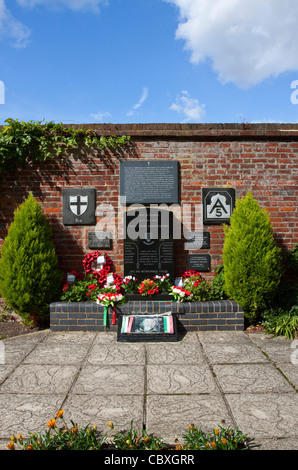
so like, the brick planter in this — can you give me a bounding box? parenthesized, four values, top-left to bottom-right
(50, 300, 244, 332)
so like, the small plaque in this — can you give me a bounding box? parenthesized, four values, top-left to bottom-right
(117, 314, 178, 342)
(202, 188, 235, 225)
(120, 161, 179, 204)
(187, 254, 211, 272)
(88, 231, 112, 249)
(184, 232, 210, 250)
(63, 188, 96, 226)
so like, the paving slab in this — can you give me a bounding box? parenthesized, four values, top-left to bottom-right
(226, 393, 298, 439)
(147, 364, 217, 394)
(199, 331, 268, 364)
(248, 333, 296, 363)
(146, 393, 233, 443)
(86, 342, 146, 365)
(64, 394, 144, 436)
(0, 394, 65, 438)
(146, 333, 205, 365)
(71, 364, 145, 395)
(0, 364, 79, 394)
(213, 363, 295, 393)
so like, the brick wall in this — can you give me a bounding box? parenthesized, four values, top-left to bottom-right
(1, 123, 298, 281)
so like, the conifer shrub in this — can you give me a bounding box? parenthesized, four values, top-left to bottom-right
(222, 192, 283, 322)
(0, 193, 61, 325)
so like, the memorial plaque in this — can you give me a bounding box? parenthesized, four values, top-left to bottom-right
(187, 254, 211, 272)
(120, 161, 179, 204)
(184, 232, 210, 250)
(63, 188, 96, 226)
(124, 207, 174, 282)
(202, 188, 235, 225)
(88, 231, 112, 249)
(117, 314, 178, 342)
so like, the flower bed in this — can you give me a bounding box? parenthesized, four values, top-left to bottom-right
(53, 252, 244, 332)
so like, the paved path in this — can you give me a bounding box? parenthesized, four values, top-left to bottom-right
(0, 330, 297, 450)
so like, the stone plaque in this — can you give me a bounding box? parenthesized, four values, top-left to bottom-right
(124, 207, 174, 282)
(202, 188, 235, 225)
(187, 254, 211, 272)
(88, 231, 112, 249)
(120, 161, 179, 204)
(117, 314, 178, 342)
(63, 188, 96, 226)
(184, 232, 210, 250)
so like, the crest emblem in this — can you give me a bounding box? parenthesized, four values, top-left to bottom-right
(206, 193, 231, 219)
(69, 195, 88, 216)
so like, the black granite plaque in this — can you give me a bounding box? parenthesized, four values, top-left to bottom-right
(202, 188, 235, 225)
(184, 232, 210, 250)
(63, 188, 96, 226)
(124, 207, 175, 282)
(88, 231, 112, 249)
(120, 161, 179, 204)
(187, 254, 211, 272)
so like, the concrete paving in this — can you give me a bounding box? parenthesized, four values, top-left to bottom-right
(0, 329, 297, 450)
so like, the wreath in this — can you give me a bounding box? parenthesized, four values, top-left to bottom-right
(82, 251, 113, 286)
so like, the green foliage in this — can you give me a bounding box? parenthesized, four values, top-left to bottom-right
(181, 424, 254, 450)
(8, 412, 255, 451)
(0, 118, 131, 172)
(222, 192, 283, 322)
(261, 306, 298, 340)
(0, 193, 61, 324)
(108, 420, 167, 450)
(210, 264, 227, 300)
(183, 274, 214, 301)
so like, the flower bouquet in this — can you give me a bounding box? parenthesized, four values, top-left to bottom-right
(153, 274, 171, 294)
(97, 291, 125, 326)
(121, 276, 138, 294)
(137, 278, 159, 296)
(170, 286, 193, 302)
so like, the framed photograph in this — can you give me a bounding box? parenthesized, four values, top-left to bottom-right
(117, 314, 178, 342)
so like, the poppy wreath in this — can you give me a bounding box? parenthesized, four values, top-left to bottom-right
(82, 251, 113, 287)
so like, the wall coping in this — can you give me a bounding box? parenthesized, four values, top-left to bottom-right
(2, 122, 298, 140)
(59, 123, 298, 139)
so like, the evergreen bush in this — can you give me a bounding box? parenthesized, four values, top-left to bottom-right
(222, 192, 283, 322)
(0, 193, 61, 325)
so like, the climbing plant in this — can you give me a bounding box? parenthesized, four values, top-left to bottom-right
(0, 118, 131, 172)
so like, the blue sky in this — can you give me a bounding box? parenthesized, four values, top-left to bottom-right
(1, 0, 298, 125)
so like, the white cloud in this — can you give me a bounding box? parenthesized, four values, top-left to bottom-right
(0, 0, 30, 48)
(90, 111, 112, 122)
(127, 87, 149, 116)
(16, 0, 107, 12)
(170, 90, 205, 122)
(165, 0, 298, 88)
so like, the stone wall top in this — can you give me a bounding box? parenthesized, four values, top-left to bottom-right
(59, 123, 298, 139)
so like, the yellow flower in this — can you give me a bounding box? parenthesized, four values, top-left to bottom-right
(26, 445, 33, 450)
(7, 441, 15, 450)
(107, 421, 114, 429)
(222, 438, 227, 445)
(211, 441, 217, 449)
(142, 436, 149, 443)
(55, 409, 64, 418)
(71, 426, 78, 434)
(214, 428, 219, 435)
(46, 419, 56, 429)
(10, 435, 16, 442)
(126, 439, 130, 444)
(17, 434, 23, 441)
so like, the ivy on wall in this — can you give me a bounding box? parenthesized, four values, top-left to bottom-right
(0, 118, 131, 172)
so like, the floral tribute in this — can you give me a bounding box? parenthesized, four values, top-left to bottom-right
(97, 292, 125, 326)
(170, 286, 193, 302)
(137, 278, 160, 296)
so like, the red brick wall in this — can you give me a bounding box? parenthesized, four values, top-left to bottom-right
(1, 123, 298, 281)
